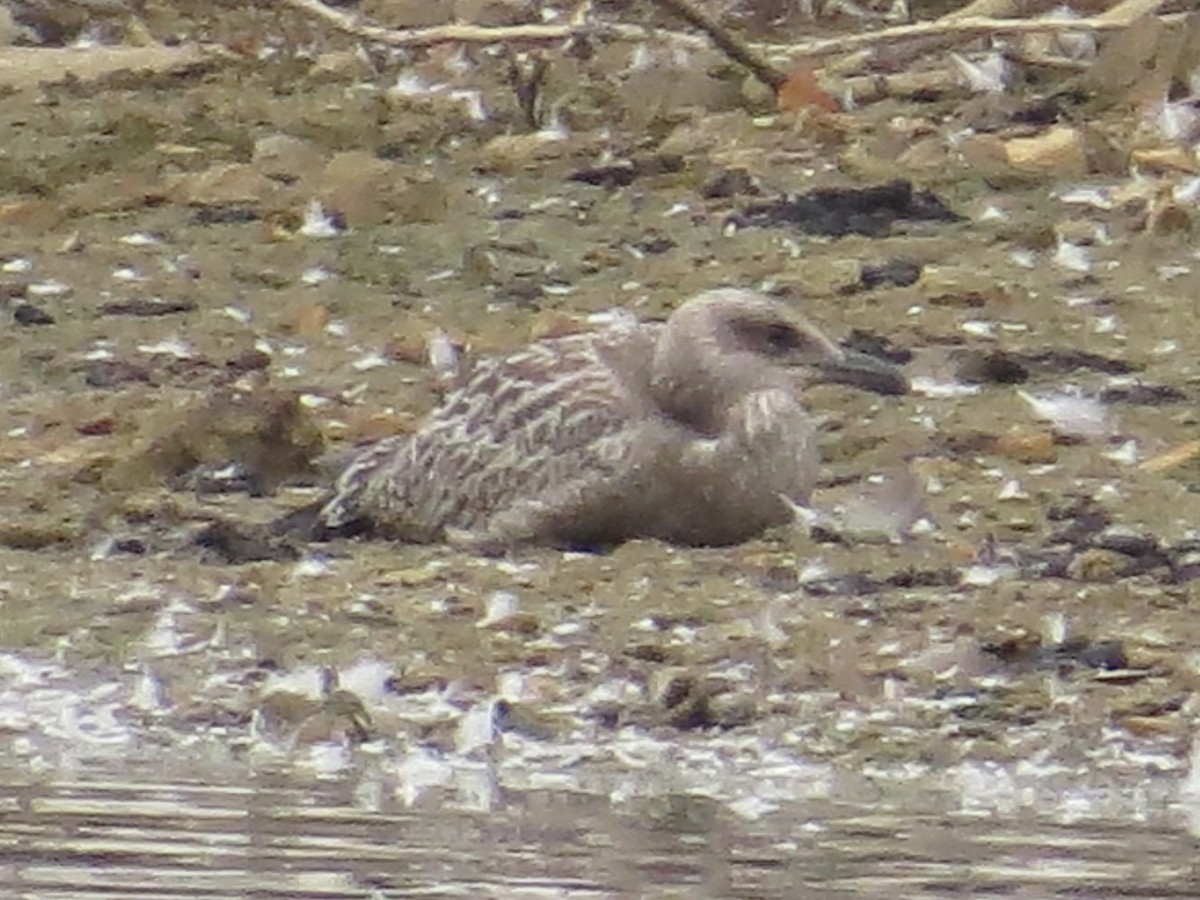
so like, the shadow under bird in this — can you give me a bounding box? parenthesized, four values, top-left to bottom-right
(278, 288, 908, 553)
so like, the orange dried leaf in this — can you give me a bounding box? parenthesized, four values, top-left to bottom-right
(294, 303, 328, 338)
(777, 67, 839, 114)
(995, 429, 1057, 464)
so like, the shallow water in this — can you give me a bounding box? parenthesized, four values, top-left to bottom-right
(2, 752, 1199, 899)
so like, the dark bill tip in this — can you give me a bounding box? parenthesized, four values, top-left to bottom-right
(817, 350, 909, 396)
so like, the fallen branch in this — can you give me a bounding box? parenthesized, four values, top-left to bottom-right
(280, 0, 1177, 99)
(782, 0, 1169, 60)
(281, 0, 1170, 59)
(647, 0, 787, 92)
(279, 0, 708, 49)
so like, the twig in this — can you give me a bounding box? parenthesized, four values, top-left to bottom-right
(280, 0, 1174, 66)
(278, 0, 707, 49)
(507, 50, 549, 130)
(783, 0, 1169, 60)
(647, 0, 787, 92)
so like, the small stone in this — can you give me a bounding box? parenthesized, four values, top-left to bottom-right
(1067, 548, 1127, 583)
(309, 50, 372, 83)
(394, 175, 450, 224)
(1004, 126, 1087, 178)
(478, 133, 567, 174)
(175, 163, 278, 207)
(253, 134, 325, 183)
(955, 349, 1029, 384)
(995, 429, 1057, 464)
(318, 151, 397, 227)
(13, 303, 53, 325)
(85, 359, 153, 388)
(63, 171, 166, 214)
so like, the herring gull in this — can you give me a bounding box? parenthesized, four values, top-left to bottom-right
(291, 288, 906, 552)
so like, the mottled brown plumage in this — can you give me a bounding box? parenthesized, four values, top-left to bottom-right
(313, 289, 904, 551)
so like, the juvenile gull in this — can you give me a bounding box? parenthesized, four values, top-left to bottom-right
(302, 288, 906, 551)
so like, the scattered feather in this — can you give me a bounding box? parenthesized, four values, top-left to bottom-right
(1175, 176, 1200, 204)
(951, 51, 1009, 94)
(1057, 186, 1114, 209)
(961, 320, 995, 338)
(27, 280, 71, 297)
(390, 72, 437, 97)
(291, 556, 333, 579)
(427, 328, 460, 377)
(960, 563, 1015, 587)
(911, 377, 981, 398)
(119, 232, 162, 247)
(478, 591, 519, 628)
(455, 699, 497, 755)
(1009, 249, 1037, 269)
(1104, 441, 1142, 468)
(728, 795, 779, 821)
(1043, 6, 1096, 60)
(1053, 238, 1091, 273)
(1146, 97, 1200, 145)
(996, 479, 1027, 501)
(351, 352, 389, 372)
(137, 337, 194, 359)
(1017, 388, 1111, 439)
(300, 265, 333, 286)
(299, 200, 344, 238)
(449, 89, 488, 122)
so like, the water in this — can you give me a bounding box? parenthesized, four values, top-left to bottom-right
(1, 759, 1197, 899)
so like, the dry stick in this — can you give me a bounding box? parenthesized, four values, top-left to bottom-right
(785, 7, 1170, 61)
(278, 0, 706, 49)
(280, 0, 1171, 60)
(646, 0, 787, 92)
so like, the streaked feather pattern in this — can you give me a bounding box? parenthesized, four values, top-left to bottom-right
(315, 289, 846, 550)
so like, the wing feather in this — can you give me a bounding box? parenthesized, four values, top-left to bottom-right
(318, 327, 648, 541)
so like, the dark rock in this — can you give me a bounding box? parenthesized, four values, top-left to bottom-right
(84, 359, 153, 388)
(858, 259, 922, 289)
(100, 297, 198, 317)
(731, 180, 961, 238)
(195, 519, 301, 564)
(955, 349, 1030, 385)
(700, 167, 759, 199)
(13, 303, 54, 325)
(568, 154, 683, 189)
(190, 206, 261, 226)
(1100, 384, 1187, 406)
(224, 348, 272, 375)
(1022, 347, 1138, 376)
(631, 232, 676, 255)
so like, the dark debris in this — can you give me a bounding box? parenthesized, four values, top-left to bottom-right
(568, 154, 683, 189)
(100, 297, 198, 317)
(13, 303, 54, 326)
(731, 180, 961, 238)
(194, 519, 301, 564)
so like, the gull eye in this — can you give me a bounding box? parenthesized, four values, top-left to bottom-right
(764, 322, 801, 353)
